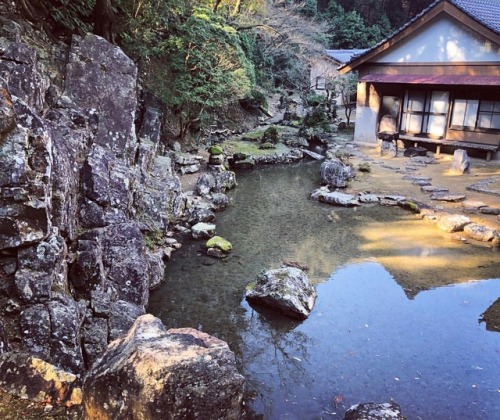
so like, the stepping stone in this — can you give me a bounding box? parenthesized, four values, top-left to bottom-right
(466, 176, 500, 196)
(413, 180, 432, 186)
(480, 207, 500, 215)
(381, 164, 400, 170)
(430, 193, 466, 202)
(410, 156, 437, 165)
(437, 214, 471, 232)
(421, 185, 449, 193)
(462, 200, 487, 214)
(358, 193, 379, 203)
(402, 175, 432, 182)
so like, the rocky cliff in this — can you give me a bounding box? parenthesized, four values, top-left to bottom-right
(0, 18, 186, 374)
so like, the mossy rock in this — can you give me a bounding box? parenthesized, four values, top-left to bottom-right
(209, 145, 223, 155)
(206, 236, 232, 253)
(259, 142, 276, 150)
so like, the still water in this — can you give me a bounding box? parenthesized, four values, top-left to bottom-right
(149, 161, 500, 419)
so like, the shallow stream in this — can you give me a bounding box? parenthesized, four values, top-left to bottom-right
(149, 161, 500, 419)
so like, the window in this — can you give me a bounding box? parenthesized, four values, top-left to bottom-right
(451, 99, 500, 131)
(478, 101, 500, 130)
(401, 90, 449, 138)
(316, 77, 325, 90)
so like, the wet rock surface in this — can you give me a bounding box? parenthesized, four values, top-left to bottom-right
(344, 402, 406, 419)
(245, 267, 316, 319)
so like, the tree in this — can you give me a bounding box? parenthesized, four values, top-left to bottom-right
(92, 0, 114, 42)
(327, 72, 358, 126)
(146, 8, 255, 140)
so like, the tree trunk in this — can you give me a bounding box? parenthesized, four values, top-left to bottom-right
(93, 0, 115, 43)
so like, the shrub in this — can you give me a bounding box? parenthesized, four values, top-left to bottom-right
(262, 126, 280, 144)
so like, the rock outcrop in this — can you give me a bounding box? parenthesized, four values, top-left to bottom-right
(83, 314, 245, 419)
(0, 23, 186, 382)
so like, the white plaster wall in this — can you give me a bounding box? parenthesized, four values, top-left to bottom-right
(375, 15, 500, 63)
(310, 57, 339, 94)
(354, 106, 378, 143)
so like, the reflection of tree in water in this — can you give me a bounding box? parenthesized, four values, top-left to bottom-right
(240, 305, 314, 417)
(479, 298, 500, 332)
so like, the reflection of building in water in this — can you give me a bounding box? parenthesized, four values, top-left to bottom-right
(479, 298, 500, 332)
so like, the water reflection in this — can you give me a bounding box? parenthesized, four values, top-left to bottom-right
(242, 262, 500, 419)
(149, 162, 500, 419)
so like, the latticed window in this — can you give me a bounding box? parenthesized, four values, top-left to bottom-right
(451, 99, 500, 131)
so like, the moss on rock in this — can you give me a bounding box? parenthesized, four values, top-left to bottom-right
(205, 236, 232, 253)
(208, 145, 223, 155)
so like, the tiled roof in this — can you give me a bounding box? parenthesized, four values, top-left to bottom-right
(451, 0, 500, 34)
(339, 0, 500, 70)
(324, 49, 367, 64)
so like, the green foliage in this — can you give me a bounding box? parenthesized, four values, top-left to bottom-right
(326, 72, 358, 126)
(305, 93, 326, 107)
(21, 0, 94, 35)
(144, 7, 255, 139)
(300, 106, 330, 132)
(144, 229, 164, 250)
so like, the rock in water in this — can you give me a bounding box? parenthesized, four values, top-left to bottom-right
(83, 314, 245, 419)
(344, 402, 406, 419)
(320, 159, 354, 188)
(245, 267, 316, 319)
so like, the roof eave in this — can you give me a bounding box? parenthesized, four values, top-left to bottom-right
(339, 0, 500, 75)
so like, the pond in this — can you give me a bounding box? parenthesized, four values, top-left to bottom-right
(148, 161, 500, 419)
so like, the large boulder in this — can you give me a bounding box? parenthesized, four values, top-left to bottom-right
(344, 402, 406, 419)
(192, 222, 216, 239)
(195, 172, 237, 196)
(82, 314, 245, 419)
(320, 159, 355, 188)
(245, 267, 316, 320)
(437, 214, 471, 233)
(463, 223, 499, 244)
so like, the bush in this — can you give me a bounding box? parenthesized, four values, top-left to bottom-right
(262, 126, 281, 144)
(305, 93, 326, 107)
(240, 90, 268, 111)
(300, 107, 330, 133)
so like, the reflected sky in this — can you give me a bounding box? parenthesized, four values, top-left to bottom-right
(242, 262, 500, 419)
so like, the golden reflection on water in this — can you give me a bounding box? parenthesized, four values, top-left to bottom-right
(354, 214, 499, 291)
(283, 209, 499, 294)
